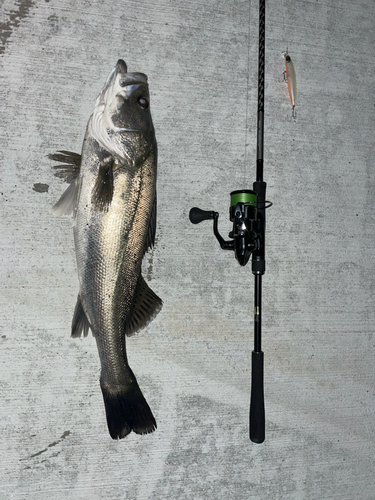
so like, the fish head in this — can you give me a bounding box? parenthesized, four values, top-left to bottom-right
(99, 59, 153, 134)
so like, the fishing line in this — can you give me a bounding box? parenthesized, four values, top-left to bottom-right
(244, 0, 252, 171)
(280, 0, 287, 48)
(280, 0, 297, 118)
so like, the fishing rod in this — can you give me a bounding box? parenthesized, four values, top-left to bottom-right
(189, 0, 268, 443)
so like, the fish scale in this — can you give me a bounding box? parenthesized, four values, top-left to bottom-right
(76, 153, 153, 375)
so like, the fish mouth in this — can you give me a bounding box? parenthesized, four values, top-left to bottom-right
(102, 60, 148, 94)
(90, 60, 152, 160)
(116, 59, 128, 75)
(101, 60, 128, 94)
(96, 59, 149, 119)
(115, 60, 148, 86)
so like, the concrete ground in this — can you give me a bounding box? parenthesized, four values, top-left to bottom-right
(1, 0, 374, 498)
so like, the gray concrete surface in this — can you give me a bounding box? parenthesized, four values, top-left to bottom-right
(1, 0, 374, 498)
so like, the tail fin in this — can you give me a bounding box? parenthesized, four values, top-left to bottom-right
(100, 374, 157, 439)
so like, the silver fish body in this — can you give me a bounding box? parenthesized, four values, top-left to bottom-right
(51, 60, 161, 439)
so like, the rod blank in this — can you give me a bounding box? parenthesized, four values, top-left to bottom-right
(250, 0, 266, 444)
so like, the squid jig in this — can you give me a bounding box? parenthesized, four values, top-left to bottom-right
(282, 49, 297, 118)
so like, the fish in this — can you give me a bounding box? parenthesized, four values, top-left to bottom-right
(50, 59, 162, 439)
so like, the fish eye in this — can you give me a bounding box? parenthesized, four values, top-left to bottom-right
(138, 96, 149, 109)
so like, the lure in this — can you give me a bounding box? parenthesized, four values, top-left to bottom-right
(282, 49, 297, 118)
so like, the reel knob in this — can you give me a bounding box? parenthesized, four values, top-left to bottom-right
(189, 207, 216, 224)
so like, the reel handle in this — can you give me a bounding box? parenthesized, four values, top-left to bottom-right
(189, 207, 216, 224)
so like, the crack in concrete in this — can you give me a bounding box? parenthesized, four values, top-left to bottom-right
(24, 430, 71, 460)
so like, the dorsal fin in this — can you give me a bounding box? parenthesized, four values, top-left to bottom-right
(49, 150, 82, 216)
(49, 150, 81, 183)
(124, 275, 162, 337)
(50, 177, 81, 216)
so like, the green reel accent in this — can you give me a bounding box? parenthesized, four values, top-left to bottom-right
(230, 190, 257, 207)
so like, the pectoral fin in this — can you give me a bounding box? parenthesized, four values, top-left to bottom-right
(91, 157, 115, 211)
(124, 275, 163, 337)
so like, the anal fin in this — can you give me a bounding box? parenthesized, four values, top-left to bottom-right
(124, 275, 163, 337)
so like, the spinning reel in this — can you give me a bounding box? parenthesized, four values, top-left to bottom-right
(189, 188, 268, 269)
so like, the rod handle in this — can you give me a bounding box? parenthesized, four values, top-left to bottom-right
(250, 350, 265, 443)
(189, 207, 216, 224)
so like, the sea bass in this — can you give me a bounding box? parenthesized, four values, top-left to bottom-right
(50, 59, 162, 439)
